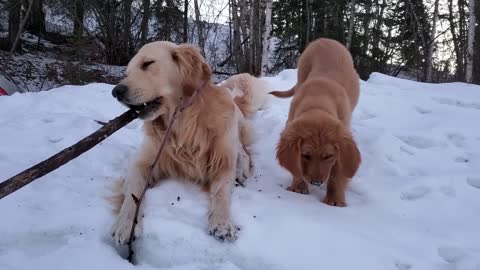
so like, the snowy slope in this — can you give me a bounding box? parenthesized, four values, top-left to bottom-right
(1, 73, 480, 270)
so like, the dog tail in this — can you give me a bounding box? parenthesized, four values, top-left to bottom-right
(269, 85, 296, 98)
(222, 73, 269, 119)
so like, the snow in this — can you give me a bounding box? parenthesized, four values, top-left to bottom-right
(1, 72, 480, 270)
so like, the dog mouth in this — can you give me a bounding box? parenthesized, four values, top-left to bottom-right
(122, 97, 163, 119)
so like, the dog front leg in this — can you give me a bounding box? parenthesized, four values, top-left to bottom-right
(111, 163, 149, 245)
(208, 169, 239, 242)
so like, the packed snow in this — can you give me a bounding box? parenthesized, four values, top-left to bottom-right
(0, 72, 479, 270)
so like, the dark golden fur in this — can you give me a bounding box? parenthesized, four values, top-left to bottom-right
(272, 38, 361, 206)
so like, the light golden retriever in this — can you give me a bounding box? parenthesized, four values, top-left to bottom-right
(110, 41, 266, 244)
(271, 38, 361, 207)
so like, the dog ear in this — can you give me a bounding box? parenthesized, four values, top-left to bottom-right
(276, 125, 302, 178)
(337, 131, 361, 178)
(172, 44, 211, 96)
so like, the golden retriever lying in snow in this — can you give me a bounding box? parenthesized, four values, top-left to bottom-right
(271, 38, 361, 207)
(110, 41, 267, 244)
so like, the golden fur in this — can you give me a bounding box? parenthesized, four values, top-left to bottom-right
(110, 41, 266, 244)
(272, 38, 361, 207)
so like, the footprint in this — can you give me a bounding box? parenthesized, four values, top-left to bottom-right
(433, 97, 480, 110)
(42, 118, 54, 123)
(414, 106, 432, 114)
(48, 136, 64, 143)
(395, 261, 412, 270)
(401, 186, 430, 201)
(439, 186, 456, 197)
(438, 246, 466, 263)
(358, 110, 377, 120)
(400, 146, 415, 155)
(397, 135, 437, 149)
(454, 156, 470, 163)
(446, 133, 466, 148)
(466, 177, 480, 189)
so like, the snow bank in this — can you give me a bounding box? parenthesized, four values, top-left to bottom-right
(1, 74, 479, 270)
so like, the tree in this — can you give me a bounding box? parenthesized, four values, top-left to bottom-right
(194, 0, 205, 55)
(426, 0, 439, 82)
(473, 0, 480, 84)
(261, 0, 273, 76)
(465, 0, 476, 82)
(8, 0, 21, 50)
(26, 0, 46, 36)
(183, 0, 188, 42)
(73, 0, 84, 37)
(346, 0, 356, 50)
(140, 0, 151, 45)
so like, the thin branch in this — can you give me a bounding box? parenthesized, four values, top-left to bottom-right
(0, 110, 139, 200)
(8, 0, 33, 55)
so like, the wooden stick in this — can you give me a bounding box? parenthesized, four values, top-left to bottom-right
(126, 80, 208, 263)
(0, 109, 138, 200)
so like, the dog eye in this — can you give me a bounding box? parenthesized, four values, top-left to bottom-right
(302, 154, 312, 161)
(323, 154, 334, 160)
(141, 60, 155, 70)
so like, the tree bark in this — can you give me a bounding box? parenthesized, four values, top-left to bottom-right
(140, 0, 150, 45)
(73, 0, 84, 37)
(231, 0, 244, 72)
(465, 0, 476, 82)
(346, 0, 356, 50)
(123, 0, 133, 58)
(194, 0, 205, 55)
(183, 0, 188, 42)
(261, 0, 273, 76)
(473, 0, 480, 84)
(426, 0, 439, 82)
(27, 0, 45, 35)
(8, 0, 21, 50)
(448, 0, 464, 80)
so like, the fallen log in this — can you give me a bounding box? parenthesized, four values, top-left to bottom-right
(0, 109, 138, 200)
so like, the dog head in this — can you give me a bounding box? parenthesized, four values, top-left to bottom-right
(111, 41, 211, 120)
(276, 114, 361, 186)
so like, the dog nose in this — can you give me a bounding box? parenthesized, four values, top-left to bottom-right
(112, 84, 128, 100)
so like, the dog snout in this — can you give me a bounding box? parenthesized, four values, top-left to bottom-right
(112, 84, 128, 100)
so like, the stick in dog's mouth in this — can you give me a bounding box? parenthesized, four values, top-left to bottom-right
(123, 97, 163, 119)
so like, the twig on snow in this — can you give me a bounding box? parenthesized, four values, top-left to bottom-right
(0, 110, 139, 200)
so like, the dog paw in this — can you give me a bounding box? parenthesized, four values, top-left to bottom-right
(287, 184, 309, 194)
(111, 213, 142, 245)
(322, 196, 347, 207)
(209, 222, 240, 242)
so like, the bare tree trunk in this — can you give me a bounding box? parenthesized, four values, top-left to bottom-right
(250, 0, 261, 75)
(27, 0, 45, 35)
(449, 0, 464, 80)
(346, 0, 356, 49)
(426, 0, 439, 82)
(239, 0, 251, 73)
(466, 0, 476, 82)
(123, 0, 133, 58)
(231, 0, 244, 72)
(305, 0, 310, 47)
(73, 0, 84, 37)
(183, 0, 188, 42)
(473, 0, 480, 84)
(8, 0, 21, 50)
(261, 0, 273, 76)
(194, 0, 205, 55)
(140, 0, 150, 45)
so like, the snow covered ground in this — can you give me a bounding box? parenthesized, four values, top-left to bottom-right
(0, 72, 479, 270)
